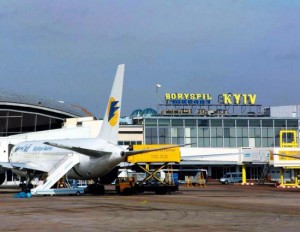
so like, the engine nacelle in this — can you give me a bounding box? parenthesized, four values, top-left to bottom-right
(0, 172, 6, 185)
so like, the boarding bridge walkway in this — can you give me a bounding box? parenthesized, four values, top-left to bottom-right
(181, 147, 271, 165)
(31, 154, 80, 195)
(182, 145, 300, 186)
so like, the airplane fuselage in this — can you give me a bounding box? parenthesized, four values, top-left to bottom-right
(10, 138, 126, 180)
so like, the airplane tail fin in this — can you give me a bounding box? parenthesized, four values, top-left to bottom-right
(97, 64, 125, 144)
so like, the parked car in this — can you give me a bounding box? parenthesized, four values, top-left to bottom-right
(220, 172, 242, 184)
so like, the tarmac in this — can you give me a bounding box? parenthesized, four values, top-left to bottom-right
(1, 183, 300, 232)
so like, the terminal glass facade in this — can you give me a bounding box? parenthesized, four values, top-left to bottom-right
(144, 117, 299, 148)
(0, 110, 64, 136)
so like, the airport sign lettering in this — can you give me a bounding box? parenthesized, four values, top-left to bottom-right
(165, 93, 257, 105)
(32, 145, 53, 152)
(14, 144, 54, 153)
(220, 94, 256, 105)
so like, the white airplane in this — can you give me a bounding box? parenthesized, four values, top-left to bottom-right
(0, 64, 181, 191)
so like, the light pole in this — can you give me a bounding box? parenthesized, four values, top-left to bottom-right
(156, 84, 162, 112)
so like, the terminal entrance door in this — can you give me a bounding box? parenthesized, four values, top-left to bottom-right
(211, 166, 236, 179)
(246, 166, 260, 179)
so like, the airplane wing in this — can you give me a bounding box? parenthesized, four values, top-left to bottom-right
(0, 162, 47, 172)
(124, 144, 192, 157)
(181, 153, 241, 161)
(44, 142, 112, 158)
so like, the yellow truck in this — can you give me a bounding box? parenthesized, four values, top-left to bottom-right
(115, 177, 136, 195)
(115, 175, 178, 195)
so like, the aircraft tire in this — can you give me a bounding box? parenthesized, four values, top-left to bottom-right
(0, 172, 5, 185)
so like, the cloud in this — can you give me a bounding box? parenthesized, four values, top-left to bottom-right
(0, 1, 300, 116)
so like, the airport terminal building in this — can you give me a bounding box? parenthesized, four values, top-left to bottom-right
(143, 115, 298, 148)
(144, 93, 299, 148)
(141, 111, 299, 180)
(0, 92, 93, 136)
(129, 93, 300, 180)
(0, 91, 299, 183)
(0, 93, 93, 185)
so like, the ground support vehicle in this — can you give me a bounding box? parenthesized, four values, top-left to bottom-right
(117, 144, 180, 195)
(219, 172, 242, 184)
(31, 187, 85, 196)
(115, 176, 178, 195)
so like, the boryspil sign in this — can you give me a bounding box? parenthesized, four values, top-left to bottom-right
(165, 93, 257, 105)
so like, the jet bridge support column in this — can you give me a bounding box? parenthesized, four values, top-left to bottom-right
(280, 168, 284, 187)
(294, 169, 298, 184)
(278, 167, 300, 188)
(240, 164, 254, 185)
(276, 130, 300, 188)
(242, 165, 246, 184)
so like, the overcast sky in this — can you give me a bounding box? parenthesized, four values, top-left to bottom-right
(0, 1, 300, 118)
